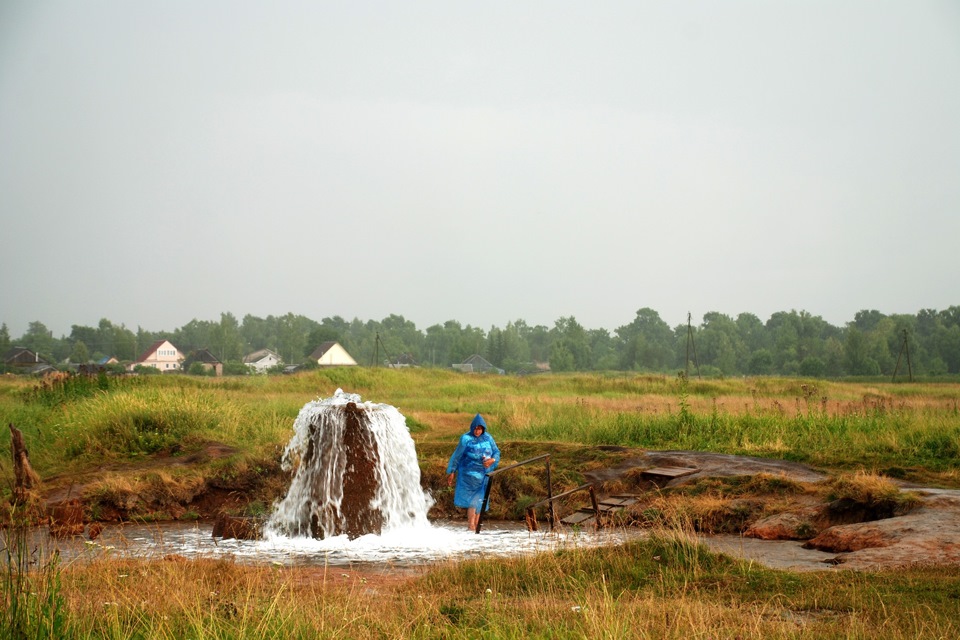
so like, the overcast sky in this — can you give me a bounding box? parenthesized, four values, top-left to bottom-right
(2, 1, 958, 339)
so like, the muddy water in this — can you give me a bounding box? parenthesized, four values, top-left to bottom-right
(22, 522, 838, 573)
(25, 521, 641, 569)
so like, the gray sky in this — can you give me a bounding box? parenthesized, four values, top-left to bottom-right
(2, 1, 959, 339)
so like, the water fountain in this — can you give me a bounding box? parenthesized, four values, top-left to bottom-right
(266, 389, 433, 540)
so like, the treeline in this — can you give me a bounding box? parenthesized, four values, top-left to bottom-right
(3, 306, 960, 377)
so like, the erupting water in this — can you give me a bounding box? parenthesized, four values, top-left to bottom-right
(266, 389, 433, 539)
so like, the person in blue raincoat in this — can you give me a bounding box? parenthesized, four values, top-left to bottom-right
(446, 414, 501, 530)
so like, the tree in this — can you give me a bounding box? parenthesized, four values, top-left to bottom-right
(549, 341, 575, 372)
(0, 323, 11, 354)
(240, 314, 276, 352)
(550, 317, 591, 370)
(496, 321, 530, 372)
(935, 324, 960, 373)
(486, 327, 506, 368)
(211, 312, 244, 362)
(307, 326, 340, 351)
(748, 349, 773, 375)
(736, 312, 769, 352)
(853, 309, 885, 332)
(698, 312, 743, 375)
(615, 308, 674, 371)
(174, 319, 215, 353)
(424, 321, 458, 367)
(588, 328, 617, 370)
(518, 322, 551, 364)
(823, 337, 846, 377)
(70, 324, 99, 354)
(766, 311, 800, 371)
(70, 340, 90, 364)
(844, 327, 879, 375)
(96, 319, 138, 361)
(799, 356, 825, 377)
(21, 321, 56, 361)
(276, 313, 311, 364)
(376, 314, 425, 362)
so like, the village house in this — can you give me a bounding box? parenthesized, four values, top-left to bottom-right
(453, 354, 504, 374)
(306, 341, 358, 367)
(183, 348, 223, 376)
(242, 348, 283, 374)
(2, 347, 55, 375)
(130, 340, 184, 372)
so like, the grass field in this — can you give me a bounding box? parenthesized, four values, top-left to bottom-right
(2, 369, 959, 638)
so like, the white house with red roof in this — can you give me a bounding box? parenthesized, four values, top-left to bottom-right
(130, 340, 184, 372)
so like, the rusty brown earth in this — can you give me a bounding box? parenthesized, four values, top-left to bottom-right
(30, 445, 960, 572)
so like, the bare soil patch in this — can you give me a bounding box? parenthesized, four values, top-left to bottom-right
(581, 450, 960, 570)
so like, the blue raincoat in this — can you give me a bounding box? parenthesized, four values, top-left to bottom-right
(446, 414, 501, 510)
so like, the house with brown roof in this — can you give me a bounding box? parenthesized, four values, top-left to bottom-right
(183, 348, 223, 376)
(307, 341, 357, 367)
(3, 347, 54, 374)
(4, 347, 48, 367)
(129, 340, 183, 372)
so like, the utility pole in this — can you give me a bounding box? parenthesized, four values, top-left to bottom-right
(685, 312, 701, 379)
(892, 329, 913, 382)
(370, 332, 393, 368)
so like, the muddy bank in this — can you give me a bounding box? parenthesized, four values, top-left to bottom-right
(24, 446, 960, 572)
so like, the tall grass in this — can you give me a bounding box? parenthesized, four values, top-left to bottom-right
(1, 507, 69, 638)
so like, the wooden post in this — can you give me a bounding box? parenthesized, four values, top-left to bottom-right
(589, 485, 602, 529)
(545, 457, 555, 530)
(9, 423, 40, 505)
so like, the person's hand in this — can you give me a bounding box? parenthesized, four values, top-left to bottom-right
(483, 456, 494, 468)
(447, 472, 455, 487)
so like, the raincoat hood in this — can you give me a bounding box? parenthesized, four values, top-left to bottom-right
(469, 413, 487, 434)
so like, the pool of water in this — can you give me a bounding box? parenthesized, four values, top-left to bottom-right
(22, 521, 641, 570)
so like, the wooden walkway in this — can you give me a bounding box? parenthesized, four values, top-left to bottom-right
(558, 465, 699, 527)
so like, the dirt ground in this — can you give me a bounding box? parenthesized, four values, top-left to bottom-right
(30, 447, 960, 572)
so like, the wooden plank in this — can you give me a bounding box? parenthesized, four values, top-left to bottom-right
(597, 504, 625, 511)
(560, 511, 596, 525)
(600, 497, 637, 507)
